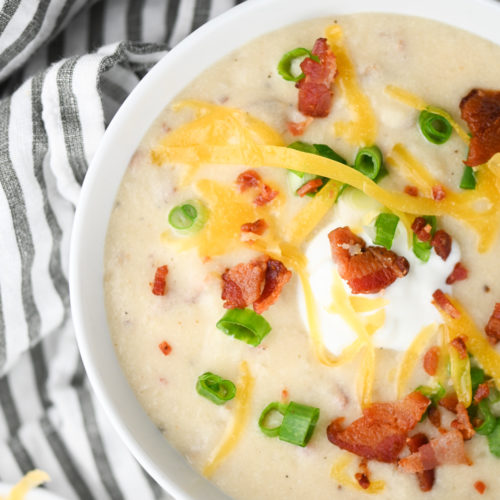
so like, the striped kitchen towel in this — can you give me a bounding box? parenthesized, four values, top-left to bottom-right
(0, 1, 244, 498)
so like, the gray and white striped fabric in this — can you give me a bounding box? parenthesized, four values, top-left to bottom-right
(0, 1, 244, 498)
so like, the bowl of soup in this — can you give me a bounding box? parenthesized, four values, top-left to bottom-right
(70, 0, 500, 498)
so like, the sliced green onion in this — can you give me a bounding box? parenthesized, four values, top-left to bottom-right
(460, 165, 476, 190)
(412, 215, 437, 262)
(475, 400, 497, 436)
(216, 308, 271, 347)
(196, 372, 236, 405)
(374, 213, 400, 250)
(487, 420, 500, 457)
(312, 144, 348, 165)
(277, 48, 319, 82)
(353, 145, 386, 181)
(168, 200, 207, 233)
(470, 365, 486, 393)
(258, 402, 287, 437)
(418, 109, 453, 145)
(416, 384, 446, 404)
(258, 401, 320, 447)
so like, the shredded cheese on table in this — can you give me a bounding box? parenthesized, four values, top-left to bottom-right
(203, 361, 254, 478)
(331, 453, 385, 494)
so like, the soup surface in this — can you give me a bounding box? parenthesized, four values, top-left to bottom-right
(104, 13, 500, 500)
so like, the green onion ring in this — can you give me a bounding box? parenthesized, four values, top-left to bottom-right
(216, 308, 271, 347)
(353, 145, 384, 181)
(258, 402, 288, 437)
(418, 109, 453, 145)
(374, 213, 400, 250)
(412, 215, 437, 262)
(277, 48, 319, 82)
(459, 165, 476, 190)
(196, 372, 236, 405)
(168, 200, 208, 233)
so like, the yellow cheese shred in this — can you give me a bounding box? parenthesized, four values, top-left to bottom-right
(384, 85, 470, 143)
(349, 296, 388, 313)
(396, 323, 438, 399)
(331, 453, 385, 494)
(203, 361, 254, 478)
(326, 25, 377, 146)
(4, 470, 50, 500)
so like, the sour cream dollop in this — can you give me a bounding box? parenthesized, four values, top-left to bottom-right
(299, 190, 460, 356)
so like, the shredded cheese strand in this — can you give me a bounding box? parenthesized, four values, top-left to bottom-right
(203, 361, 254, 478)
(331, 454, 385, 494)
(396, 323, 438, 399)
(6, 470, 50, 500)
(349, 296, 388, 313)
(326, 26, 377, 145)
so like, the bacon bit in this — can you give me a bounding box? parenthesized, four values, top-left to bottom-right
(451, 402, 475, 440)
(423, 346, 440, 376)
(474, 383, 491, 404)
(460, 88, 500, 167)
(287, 117, 313, 136)
(432, 185, 446, 201)
(281, 388, 289, 401)
(450, 335, 468, 360)
(399, 430, 469, 472)
(236, 169, 262, 191)
(406, 433, 435, 492)
(326, 392, 430, 463)
(432, 289, 461, 319)
(221, 256, 291, 313)
(254, 183, 278, 206)
(152, 265, 169, 296)
(404, 185, 419, 197)
(328, 227, 410, 294)
(296, 178, 324, 197)
(431, 230, 452, 261)
(158, 341, 172, 356)
(411, 217, 432, 242)
(446, 262, 468, 285)
(485, 303, 500, 345)
(439, 393, 459, 413)
(296, 38, 337, 118)
(253, 259, 292, 314)
(428, 405, 442, 429)
(241, 219, 268, 235)
(354, 461, 371, 490)
(474, 481, 486, 495)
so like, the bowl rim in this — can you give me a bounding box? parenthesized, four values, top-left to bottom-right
(70, 0, 500, 498)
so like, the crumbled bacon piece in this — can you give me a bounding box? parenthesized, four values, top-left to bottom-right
(404, 185, 419, 197)
(485, 303, 500, 345)
(474, 481, 487, 495)
(158, 341, 172, 356)
(431, 230, 452, 261)
(406, 433, 435, 492)
(446, 262, 468, 285)
(355, 461, 371, 490)
(253, 259, 292, 314)
(411, 217, 432, 242)
(296, 38, 337, 118)
(399, 430, 469, 472)
(474, 383, 490, 404)
(326, 392, 430, 463)
(423, 346, 440, 376)
(255, 184, 278, 206)
(432, 185, 446, 201)
(287, 117, 313, 136)
(451, 402, 475, 440)
(450, 335, 468, 360)
(328, 227, 410, 294)
(427, 405, 442, 429)
(152, 265, 169, 296)
(460, 88, 500, 167)
(236, 169, 262, 191)
(296, 178, 323, 197)
(221, 256, 291, 313)
(439, 394, 459, 413)
(241, 219, 268, 235)
(432, 289, 461, 319)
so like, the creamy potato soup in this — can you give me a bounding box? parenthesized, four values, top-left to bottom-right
(104, 14, 500, 500)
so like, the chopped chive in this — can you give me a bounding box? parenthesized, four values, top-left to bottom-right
(418, 109, 453, 145)
(258, 401, 320, 447)
(470, 365, 486, 393)
(168, 200, 207, 233)
(415, 383, 446, 405)
(196, 372, 236, 405)
(460, 165, 476, 190)
(475, 400, 497, 436)
(374, 213, 400, 250)
(487, 420, 500, 457)
(312, 143, 348, 165)
(277, 48, 319, 82)
(412, 215, 437, 262)
(216, 308, 271, 347)
(353, 145, 385, 181)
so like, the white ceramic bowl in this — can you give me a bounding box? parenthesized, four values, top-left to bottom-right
(70, 0, 500, 498)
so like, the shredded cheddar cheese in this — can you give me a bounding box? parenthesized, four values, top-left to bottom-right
(203, 361, 254, 478)
(331, 453, 385, 494)
(326, 25, 377, 146)
(3, 470, 50, 500)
